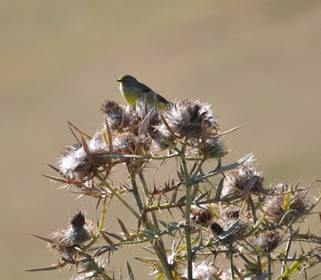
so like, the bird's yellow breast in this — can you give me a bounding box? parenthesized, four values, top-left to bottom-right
(119, 84, 140, 105)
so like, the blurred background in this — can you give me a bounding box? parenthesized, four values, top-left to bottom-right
(1, 0, 321, 279)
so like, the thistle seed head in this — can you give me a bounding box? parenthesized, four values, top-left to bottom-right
(150, 124, 176, 152)
(211, 206, 247, 244)
(62, 210, 92, 247)
(191, 205, 213, 226)
(58, 144, 93, 181)
(113, 133, 138, 154)
(222, 207, 241, 223)
(221, 159, 264, 199)
(264, 183, 312, 222)
(88, 131, 108, 153)
(264, 195, 284, 220)
(101, 100, 134, 131)
(44, 211, 92, 263)
(199, 137, 226, 158)
(253, 231, 280, 252)
(182, 261, 222, 280)
(290, 190, 312, 213)
(164, 99, 218, 138)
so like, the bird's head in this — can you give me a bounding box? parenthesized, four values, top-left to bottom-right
(117, 75, 138, 86)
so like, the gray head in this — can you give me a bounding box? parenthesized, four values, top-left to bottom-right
(117, 75, 139, 86)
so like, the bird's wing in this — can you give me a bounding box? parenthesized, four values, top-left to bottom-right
(138, 81, 154, 93)
(155, 93, 170, 105)
(138, 82, 169, 105)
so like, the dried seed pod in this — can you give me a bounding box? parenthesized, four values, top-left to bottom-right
(58, 144, 93, 181)
(264, 183, 313, 223)
(62, 211, 92, 247)
(181, 261, 222, 280)
(163, 99, 218, 138)
(43, 211, 93, 264)
(199, 137, 226, 158)
(101, 100, 134, 131)
(210, 206, 247, 245)
(222, 207, 241, 224)
(191, 206, 213, 226)
(264, 195, 284, 220)
(290, 190, 312, 213)
(253, 231, 280, 252)
(221, 159, 264, 199)
(58, 131, 113, 181)
(150, 123, 176, 152)
(113, 133, 138, 154)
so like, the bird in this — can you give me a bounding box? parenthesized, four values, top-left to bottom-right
(117, 75, 170, 109)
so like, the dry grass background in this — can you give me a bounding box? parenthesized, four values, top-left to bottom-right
(1, 1, 321, 279)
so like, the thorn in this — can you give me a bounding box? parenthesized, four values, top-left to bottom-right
(25, 263, 65, 272)
(31, 233, 52, 243)
(67, 121, 91, 139)
(81, 136, 94, 164)
(42, 174, 69, 183)
(67, 122, 81, 144)
(47, 164, 62, 174)
(218, 126, 242, 136)
(104, 115, 113, 152)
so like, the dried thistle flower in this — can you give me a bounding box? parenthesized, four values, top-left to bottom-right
(264, 195, 284, 220)
(211, 206, 247, 244)
(101, 100, 134, 131)
(253, 231, 280, 252)
(221, 207, 241, 224)
(221, 159, 264, 199)
(264, 183, 313, 223)
(58, 144, 93, 181)
(290, 190, 312, 213)
(164, 99, 218, 138)
(61, 210, 92, 247)
(36, 211, 93, 264)
(58, 131, 113, 181)
(88, 131, 108, 153)
(113, 133, 138, 154)
(150, 123, 176, 152)
(191, 205, 213, 227)
(182, 261, 222, 280)
(199, 137, 226, 158)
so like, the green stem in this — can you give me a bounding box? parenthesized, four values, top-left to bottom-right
(268, 252, 272, 280)
(98, 195, 109, 232)
(85, 196, 109, 249)
(138, 171, 150, 197)
(229, 250, 235, 279)
(138, 172, 168, 258)
(181, 147, 193, 280)
(248, 195, 257, 223)
(281, 227, 293, 274)
(257, 255, 262, 277)
(130, 171, 174, 280)
(96, 172, 140, 219)
(130, 173, 145, 215)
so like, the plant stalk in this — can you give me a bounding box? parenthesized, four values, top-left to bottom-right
(181, 149, 193, 280)
(130, 171, 175, 280)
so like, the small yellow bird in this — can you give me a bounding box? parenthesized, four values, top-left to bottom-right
(117, 75, 170, 109)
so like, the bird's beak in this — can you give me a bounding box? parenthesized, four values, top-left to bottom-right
(117, 79, 121, 82)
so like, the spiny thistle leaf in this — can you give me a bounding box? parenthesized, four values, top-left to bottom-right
(126, 262, 135, 280)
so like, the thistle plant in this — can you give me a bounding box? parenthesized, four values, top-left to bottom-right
(28, 94, 321, 280)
